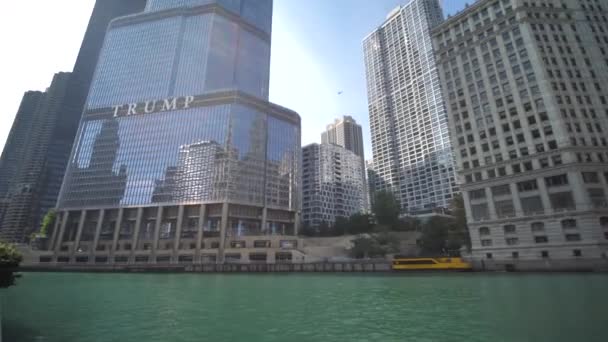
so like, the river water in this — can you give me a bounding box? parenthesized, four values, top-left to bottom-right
(2, 272, 607, 341)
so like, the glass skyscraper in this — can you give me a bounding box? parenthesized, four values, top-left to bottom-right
(363, 0, 457, 216)
(49, 0, 302, 265)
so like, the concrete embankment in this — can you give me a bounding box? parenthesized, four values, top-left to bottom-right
(20, 262, 393, 273)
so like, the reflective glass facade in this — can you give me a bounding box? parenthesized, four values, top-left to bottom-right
(59, 102, 300, 211)
(51, 0, 301, 264)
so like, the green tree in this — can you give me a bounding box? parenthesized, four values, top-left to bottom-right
(372, 190, 401, 227)
(346, 213, 374, 235)
(350, 235, 386, 259)
(419, 216, 451, 255)
(448, 194, 471, 251)
(0, 241, 23, 288)
(331, 216, 348, 236)
(39, 209, 57, 237)
(393, 216, 421, 232)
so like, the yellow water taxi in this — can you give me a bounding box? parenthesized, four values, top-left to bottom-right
(392, 256, 472, 271)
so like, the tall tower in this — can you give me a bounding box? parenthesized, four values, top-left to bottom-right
(51, 0, 301, 265)
(0, 73, 71, 243)
(302, 143, 367, 228)
(321, 116, 365, 159)
(0, 0, 147, 243)
(363, 0, 457, 216)
(321, 115, 369, 211)
(433, 0, 608, 266)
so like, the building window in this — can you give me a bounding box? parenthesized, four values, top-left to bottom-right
(531, 222, 545, 232)
(573, 249, 582, 257)
(588, 188, 607, 208)
(545, 174, 568, 187)
(582, 172, 600, 183)
(517, 180, 538, 192)
(491, 184, 511, 196)
(601, 217, 608, 229)
(541, 250, 549, 258)
(521, 196, 544, 215)
(495, 200, 515, 217)
(479, 227, 490, 236)
(470, 189, 487, 200)
(535, 236, 548, 243)
(506, 237, 519, 245)
(565, 234, 581, 242)
(503, 225, 516, 234)
(486, 253, 493, 259)
(561, 219, 577, 229)
(512, 251, 519, 259)
(481, 239, 493, 246)
(471, 203, 490, 220)
(549, 192, 575, 210)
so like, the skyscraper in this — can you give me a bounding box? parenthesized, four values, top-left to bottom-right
(40, 0, 148, 234)
(432, 0, 608, 266)
(49, 0, 301, 265)
(363, 0, 457, 216)
(0, 73, 71, 243)
(302, 143, 366, 228)
(0, 0, 147, 243)
(321, 115, 369, 211)
(321, 116, 365, 159)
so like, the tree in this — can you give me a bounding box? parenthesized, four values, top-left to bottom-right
(393, 216, 421, 232)
(350, 235, 386, 259)
(331, 216, 348, 236)
(372, 190, 401, 227)
(449, 194, 471, 252)
(39, 209, 57, 237)
(419, 216, 450, 255)
(346, 213, 374, 235)
(0, 241, 22, 288)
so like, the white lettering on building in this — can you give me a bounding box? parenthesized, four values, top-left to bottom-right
(112, 96, 195, 117)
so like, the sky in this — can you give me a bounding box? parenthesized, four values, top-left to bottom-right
(0, 0, 469, 160)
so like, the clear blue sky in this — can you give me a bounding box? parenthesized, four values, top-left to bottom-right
(270, 0, 469, 159)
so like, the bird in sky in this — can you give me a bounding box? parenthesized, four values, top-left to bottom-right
(337, 91, 343, 95)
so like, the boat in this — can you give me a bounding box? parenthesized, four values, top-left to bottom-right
(391, 256, 472, 271)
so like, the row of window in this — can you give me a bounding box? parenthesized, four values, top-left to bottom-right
(485, 249, 585, 260)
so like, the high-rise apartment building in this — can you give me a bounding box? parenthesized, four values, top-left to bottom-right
(0, 74, 71, 243)
(0, 0, 147, 243)
(302, 143, 366, 227)
(432, 0, 608, 266)
(321, 116, 365, 158)
(0, 92, 44, 203)
(363, 0, 457, 216)
(49, 0, 301, 265)
(321, 115, 369, 211)
(366, 160, 378, 208)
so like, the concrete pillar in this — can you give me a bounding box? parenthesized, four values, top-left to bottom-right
(294, 212, 301, 236)
(151, 206, 164, 262)
(109, 208, 124, 260)
(129, 207, 143, 263)
(70, 210, 87, 259)
(537, 178, 553, 215)
(569, 171, 590, 211)
(49, 211, 62, 251)
(195, 204, 206, 263)
(261, 207, 268, 234)
(485, 188, 497, 219)
(53, 211, 70, 254)
(90, 209, 105, 259)
(510, 183, 523, 217)
(218, 202, 229, 264)
(172, 205, 185, 263)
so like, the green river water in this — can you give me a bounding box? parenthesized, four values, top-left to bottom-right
(2, 272, 607, 341)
